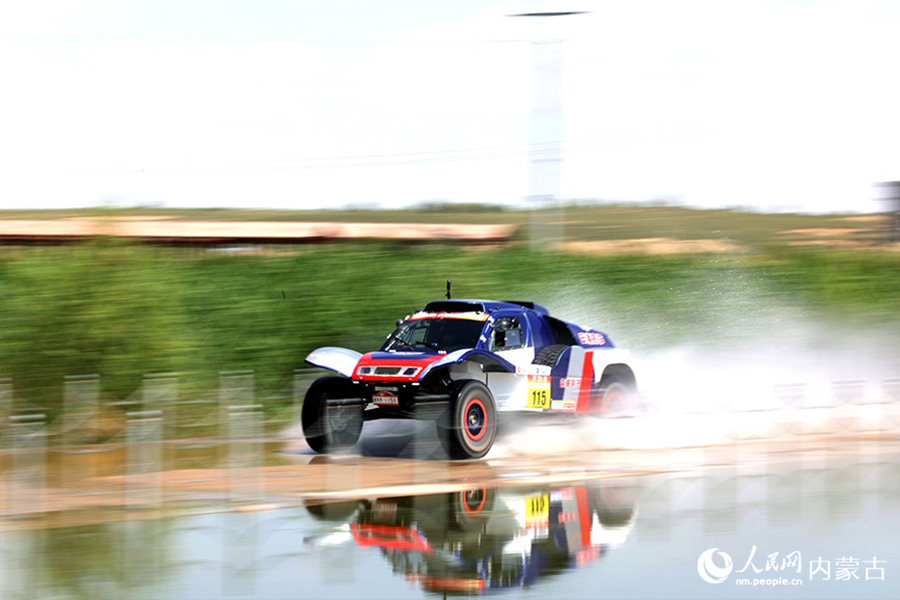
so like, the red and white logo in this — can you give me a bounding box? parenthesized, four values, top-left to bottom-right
(577, 332, 606, 346)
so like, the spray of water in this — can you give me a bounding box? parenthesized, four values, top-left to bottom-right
(492, 264, 900, 456)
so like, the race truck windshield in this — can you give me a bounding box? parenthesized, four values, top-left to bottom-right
(382, 317, 485, 353)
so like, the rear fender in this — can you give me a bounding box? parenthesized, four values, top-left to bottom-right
(305, 347, 363, 378)
(590, 349, 633, 384)
(549, 346, 633, 411)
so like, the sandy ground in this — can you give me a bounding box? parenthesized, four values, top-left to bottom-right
(1, 217, 891, 252)
(561, 238, 745, 255)
(780, 227, 865, 237)
(834, 215, 888, 223)
(0, 219, 517, 242)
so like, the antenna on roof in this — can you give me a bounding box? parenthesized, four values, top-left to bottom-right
(446, 280, 452, 300)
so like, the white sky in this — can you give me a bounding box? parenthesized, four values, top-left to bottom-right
(1, 0, 899, 213)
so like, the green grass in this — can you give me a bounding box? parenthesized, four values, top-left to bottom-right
(0, 239, 898, 420)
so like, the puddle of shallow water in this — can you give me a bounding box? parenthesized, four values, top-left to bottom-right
(1, 450, 898, 599)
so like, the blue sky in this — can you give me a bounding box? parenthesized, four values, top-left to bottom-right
(1, 0, 899, 213)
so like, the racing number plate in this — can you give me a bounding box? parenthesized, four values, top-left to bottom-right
(525, 493, 549, 528)
(373, 387, 399, 406)
(526, 375, 551, 409)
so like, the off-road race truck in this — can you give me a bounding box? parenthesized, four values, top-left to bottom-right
(302, 299, 636, 459)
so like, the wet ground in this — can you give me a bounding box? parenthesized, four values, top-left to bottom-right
(1, 413, 898, 599)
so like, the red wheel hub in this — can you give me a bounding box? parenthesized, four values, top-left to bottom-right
(462, 397, 486, 441)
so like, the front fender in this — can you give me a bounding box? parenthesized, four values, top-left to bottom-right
(420, 349, 516, 379)
(305, 347, 362, 378)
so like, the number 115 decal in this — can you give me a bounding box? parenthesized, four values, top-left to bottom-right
(527, 374, 551, 409)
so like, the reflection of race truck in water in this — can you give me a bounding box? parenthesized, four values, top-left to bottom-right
(303, 299, 637, 459)
(304, 479, 638, 595)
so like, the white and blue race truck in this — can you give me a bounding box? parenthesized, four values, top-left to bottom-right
(302, 299, 636, 459)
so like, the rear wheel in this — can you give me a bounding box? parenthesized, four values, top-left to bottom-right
(437, 381, 497, 459)
(591, 374, 637, 417)
(302, 376, 364, 453)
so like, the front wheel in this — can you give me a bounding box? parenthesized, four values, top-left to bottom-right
(437, 381, 497, 459)
(302, 376, 363, 453)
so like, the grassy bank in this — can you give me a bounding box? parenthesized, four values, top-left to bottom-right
(1, 240, 898, 416)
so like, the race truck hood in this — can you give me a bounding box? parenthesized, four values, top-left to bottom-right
(355, 349, 516, 382)
(306, 347, 516, 382)
(353, 351, 445, 382)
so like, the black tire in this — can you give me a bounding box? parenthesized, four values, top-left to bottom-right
(589, 481, 639, 528)
(437, 381, 497, 459)
(452, 485, 496, 530)
(532, 344, 568, 367)
(305, 500, 360, 523)
(302, 376, 363, 453)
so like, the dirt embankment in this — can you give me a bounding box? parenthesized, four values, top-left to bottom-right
(561, 238, 745, 255)
(0, 219, 517, 244)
